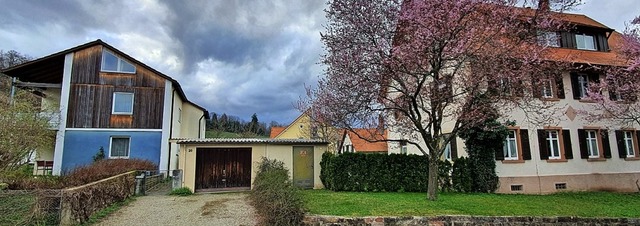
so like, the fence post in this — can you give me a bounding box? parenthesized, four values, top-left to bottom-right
(135, 173, 146, 196)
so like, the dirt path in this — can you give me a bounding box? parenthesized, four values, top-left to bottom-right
(95, 184, 257, 226)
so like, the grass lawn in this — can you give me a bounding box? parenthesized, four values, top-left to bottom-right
(301, 190, 640, 218)
(0, 193, 36, 225)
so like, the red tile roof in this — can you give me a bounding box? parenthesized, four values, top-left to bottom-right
(269, 127, 286, 138)
(347, 129, 388, 153)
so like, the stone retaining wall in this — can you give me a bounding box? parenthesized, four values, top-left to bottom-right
(304, 215, 640, 226)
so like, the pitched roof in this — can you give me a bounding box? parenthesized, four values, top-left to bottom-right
(345, 129, 388, 153)
(1, 39, 208, 117)
(269, 126, 286, 138)
(555, 12, 613, 30)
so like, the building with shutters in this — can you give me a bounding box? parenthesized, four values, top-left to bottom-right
(387, 11, 640, 193)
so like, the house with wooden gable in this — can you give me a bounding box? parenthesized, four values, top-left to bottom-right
(1, 40, 208, 175)
(388, 9, 640, 193)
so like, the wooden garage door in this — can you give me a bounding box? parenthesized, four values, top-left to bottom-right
(195, 148, 252, 190)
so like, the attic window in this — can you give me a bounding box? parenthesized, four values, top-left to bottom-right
(101, 50, 136, 73)
(575, 33, 596, 50)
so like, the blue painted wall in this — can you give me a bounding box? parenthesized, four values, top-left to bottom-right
(61, 130, 162, 173)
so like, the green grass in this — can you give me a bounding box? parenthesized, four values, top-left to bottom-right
(168, 187, 193, 196)
(0, 194, 36, 225)
(82, 196, 136, 225)
(302, 190, 640, 218)
(206, 130, 241, 138)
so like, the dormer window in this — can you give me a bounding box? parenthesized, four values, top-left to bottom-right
(538, 31, 560, 47)
(575, 33, 596, 50)
(101, 49, 136, 73)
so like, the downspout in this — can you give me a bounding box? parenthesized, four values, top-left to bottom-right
(167, 90, 175, 173)
(198, 113, 205, 138)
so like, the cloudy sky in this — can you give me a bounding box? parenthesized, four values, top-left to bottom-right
(0, 0, 636, 124)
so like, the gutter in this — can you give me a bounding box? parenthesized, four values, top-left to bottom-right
(198, 113, 205, 138)
(167, 90, 175, 173)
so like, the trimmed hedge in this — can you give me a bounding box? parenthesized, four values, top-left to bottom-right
(320, 152, 451, 192)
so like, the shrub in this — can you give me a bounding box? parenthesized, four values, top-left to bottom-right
(168, 187, 193, 196)
(62, 159, 156, 187)
(250, 158, 304, 226)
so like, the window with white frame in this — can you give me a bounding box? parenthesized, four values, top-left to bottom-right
(538, 31, 560, 47)
(503, 130, 518, 160)
(575, 33, 596, 50)
(547, 130, 561, 159)
(577, 74, 589, 98)
(541, 79, 554, 98)
(586, 130, 600, 158)
(623, 131, 635, 157)
(400, 141, 408, 154)
(101, 50, 136, 73)
(110, 137, 130, 158)
(112, 92, 134, 115)
(443, 142, 452, 160)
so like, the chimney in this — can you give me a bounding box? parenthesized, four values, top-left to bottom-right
(538, 0, 550, 11)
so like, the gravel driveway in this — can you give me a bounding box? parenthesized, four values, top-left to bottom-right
(95, 186, 257, 226)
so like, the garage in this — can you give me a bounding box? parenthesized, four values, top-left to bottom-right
(176, 138, 328, 192)
(195, 148, 252, 191)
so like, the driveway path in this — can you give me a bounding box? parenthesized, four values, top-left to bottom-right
(95, 184, 257, 226)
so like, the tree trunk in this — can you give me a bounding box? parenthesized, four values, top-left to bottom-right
(427, 157, 439, 200)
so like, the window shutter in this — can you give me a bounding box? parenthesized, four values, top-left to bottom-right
(495, 138, 505, 160)
(555, 75, 565, 99)
(562, 130, 573, 159)
(538, 130, 549, 160)
(560, 31, 575, 48)
(532, 78, 542, 98)
(521, 129, 531, 160)
(596, 33, 608, 51)
(570, 72, 581, 99)
(615, 130, 627, 158)
(588, 73, 600, 83)
(450, 138, 458, 159)
(515, 80, 525, 97)
(578, 129, 588, 159)
(601, 130, 612, 158)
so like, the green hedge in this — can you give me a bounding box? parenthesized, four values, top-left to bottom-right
(320, 152, 451, 192)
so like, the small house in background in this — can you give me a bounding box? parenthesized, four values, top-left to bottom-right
(1, 40, 208, 175)
(339, 129, 388, 154)
(176, 138, 328, 192)
(271, 110, 341, 153)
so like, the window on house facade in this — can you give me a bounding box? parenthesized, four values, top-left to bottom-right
(538, 31, 560, 47)
(575, 33, 596, 50)
(497, 129, 531, 162)
(547, 130, 561, 159)
(101, 50, 136, 73)
(533, 73, 564, 99)
(112, 92, 134, 115)
(623, 131, 635, 157)
(400, 140, 408, 154)
(615, 130, 639, 158)
(504, 130, 519, 160)
(443, 142, 452, 161)
(538, 129, 573, 161)
(541, 79, 554, 98)
(578, 129, 611, 159)
(586, 130, 600, 158)
(110, 137, 130, 158)
(571, 73, 599, 100)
